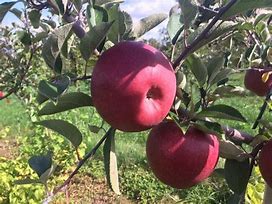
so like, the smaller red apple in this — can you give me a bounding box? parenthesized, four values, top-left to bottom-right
(146, 120, 219, 189)
(259, 140, 272, 187)
(0, 91, 4, 99)
(244, 68, 272, 96)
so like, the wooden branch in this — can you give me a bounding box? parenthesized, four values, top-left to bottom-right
(172, 0, 238, 68)
(222, 126, 254, 145)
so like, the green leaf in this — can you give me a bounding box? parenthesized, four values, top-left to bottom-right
(186, 54, 207, 87)
(38, 76, 70, 102)
(87, 4, 96, 27)
(121, 11, 133, 40)
(167, 13, 184, 45)
(54, 23, 73, 52)
(179, 0, 198, 28)
(80, 21, 114, 60)
(193, 120, 222, 136)
(95, 0, 124, 6)
(33, 31, 48, 43)
(224, 159, 251, 195)
(103, 128, 120, 195)
(107, 4, 125, 43)
(39, 164, 57, 184)
(0, 1, 17, 23)
(87, 4, 108, 27)
(10, 8, 22, 19)
(42, 23, 73, 72)
(28, 154, 52, 177)
(196, 104, 247, 122)
(71, 0, 82, 12)
(254, 13, 272, 26)
(223, 0, 272, 20)
(133, 13, 167, 38)
(42, 35, 60, 72)
(38, 92, 92, 116)
(36, 92, 49, 105)
(17, 30, 31, 46)
(219, 140, 250, 161)
(28, 9, 41, 29)
(227, 194, 244, 204)
(35, 120, 83, 148)
(176, 70, 187, 89)
(88, 125, 101, 133)
(207, 55, 225, 85)
(209, 69, 232, 87)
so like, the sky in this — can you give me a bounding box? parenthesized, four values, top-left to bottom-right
(2, 0, 177, 40)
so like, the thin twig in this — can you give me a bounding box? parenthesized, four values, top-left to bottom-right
(0, 46, 38, 100)
(71, 75, 92, 82)
(52, 127, 114, 195)
(170, 44, 176, 62)
(177, 108, 255, 144)
(172, 0, 238, 68)
(252, 89, 272, 129)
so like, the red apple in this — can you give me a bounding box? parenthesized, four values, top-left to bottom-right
(146, 120, 219, 189)
(91, 41, 176, 132)
(259, 140, 272, 187)
(0, 91, 4, 98)
(244, 68, 272, 96)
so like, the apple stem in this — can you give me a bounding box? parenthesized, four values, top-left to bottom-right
(263, 183, 272, 204)
(172, 0, 238, 69)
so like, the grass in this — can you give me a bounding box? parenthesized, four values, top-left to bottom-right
(0, 72, 270, 203)
(0, 97, 30, 137)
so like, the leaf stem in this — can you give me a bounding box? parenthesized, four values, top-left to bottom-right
(172, 0, 238, 69)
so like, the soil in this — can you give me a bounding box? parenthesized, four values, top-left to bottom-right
(0, 138, 18, 159)
(59, 174, 134, 204)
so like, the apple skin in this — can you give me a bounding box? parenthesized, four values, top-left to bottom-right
(146, 120, 219, 189)
(91, 41, 176, 132)
(259, 140, 272, 188)
(244, 68, 272, 96)
(0, 91, 4, 98)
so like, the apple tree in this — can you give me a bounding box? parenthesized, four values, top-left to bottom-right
(1, 0, 272, 203)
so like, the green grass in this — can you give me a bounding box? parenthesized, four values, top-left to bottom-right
(0, 97, 30, 137)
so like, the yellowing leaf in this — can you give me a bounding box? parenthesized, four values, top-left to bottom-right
(267, 47, 272, 63)
(251, 58, 262, 67)
(262, 72, 270, 83)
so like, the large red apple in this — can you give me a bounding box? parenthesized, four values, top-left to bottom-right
(259, 140, 272, 188)
(244, 68, 272, 96)
(91, 41, 176, 132)
(146, 120, 219, 189)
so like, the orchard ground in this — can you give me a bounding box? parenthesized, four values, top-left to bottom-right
(0, 73, 270, 203)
